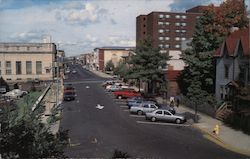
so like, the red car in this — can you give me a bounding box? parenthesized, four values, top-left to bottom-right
(113, 88, 141, 99)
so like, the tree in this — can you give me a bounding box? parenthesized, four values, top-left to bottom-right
(0, 96, 68, 158)
(0, 77, 10, 92)
(105, 60, 114, 72)
(179, 0, 249, 120)
(180, 0, 249, 95)
(113, 61, 129, 79)
(13, 83, 19, 89)
(128, 39, 169, 94)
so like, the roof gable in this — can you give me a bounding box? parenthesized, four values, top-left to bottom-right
(214, 27, 249, 57)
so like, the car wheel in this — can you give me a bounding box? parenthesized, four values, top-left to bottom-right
(137, 110, 143, 115)
(176, 118, 181, 124)
(118, 96, 122, 99)
(151, 117, 156, 122)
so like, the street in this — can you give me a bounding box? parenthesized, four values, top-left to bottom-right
(60, 65, 245, 159)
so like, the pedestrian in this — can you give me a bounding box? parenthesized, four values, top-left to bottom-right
(176, 96, 180, 108)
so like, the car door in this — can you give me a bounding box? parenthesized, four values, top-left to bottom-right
(155, 110, 164, 120)
(150, 104, 158, 112)
(163, 110, 174, 122)
(142, 104, 150, 113)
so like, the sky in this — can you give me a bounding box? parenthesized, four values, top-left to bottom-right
(0, 0, 221, 56)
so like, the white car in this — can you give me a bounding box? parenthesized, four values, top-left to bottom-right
(3, 89, 28, 99)
(130, 103, 158, 115)
(72, 70, 77, 73)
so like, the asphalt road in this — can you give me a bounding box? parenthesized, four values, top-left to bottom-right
(60, 64, 246, 159)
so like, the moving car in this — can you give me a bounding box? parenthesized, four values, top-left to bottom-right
(63, 90, 76, 101)
(113, 88, 141, 99)
(64, 84, 75, 91)
(130, 102, 158, 115)
(145, 109, 186, 124)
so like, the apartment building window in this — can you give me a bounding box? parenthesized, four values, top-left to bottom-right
(158, 22, 164, 25)
(26, 61, 32, 74)
(181, 37, 187, 41)
(6, 61, 11, 75)
(16, 61, 22, 75)
(224, 65, 229, 79)
(36, 61, 42, 74)
(175, 44, 180, 48)
(175, 30, 180, 33)
(181, 15, 187, 19)
(165, 14, 170, 18)
(181, 30, 187, 33)
(158, 29, 164, 33)
(165, 37, 170, 40)
(16, 46, 20, 50)
(158, 44, 164, 48)
(165, 44, 170, 48)
(175, 22, 180, 26)
(181, 23, 187, 26)
(159, 37, 164, 40)
(165, 22, 170, 25)
(159, 14, 164, 18)
(165, 29, 170, 32)
(175, 37, 180, 41)
(175, 15, 180, 19)
(27, 47, 30, 51)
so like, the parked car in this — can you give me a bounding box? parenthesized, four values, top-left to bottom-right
(129, 100, 156, 109)
(3, 89, 28, 99)
(145, 109, 186, 124)
(113, 88, 141, 99)
(156, 104, 176, 115)
(127, 96, 144, 103)
(106, 85, 122, 92)
(130, 102, 159, 115)
(63, 90, 76, 101)
(72, 70, 77, 74)
(64, 84, 75, 91)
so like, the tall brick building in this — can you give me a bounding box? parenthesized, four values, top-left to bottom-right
(136, 6, 207, 53)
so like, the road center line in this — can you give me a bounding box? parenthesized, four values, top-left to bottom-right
(136, 121, 191, 127)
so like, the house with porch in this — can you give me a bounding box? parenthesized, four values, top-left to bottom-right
(214, 27, 250, 120)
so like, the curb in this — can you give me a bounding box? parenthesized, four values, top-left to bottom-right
(192, 124, 250, 157)
(32, 83, 51, 112)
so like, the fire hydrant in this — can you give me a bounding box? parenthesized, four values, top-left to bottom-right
(213, 124, 220, 135)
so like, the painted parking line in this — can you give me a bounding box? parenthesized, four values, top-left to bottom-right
(136, 121, 191, 127)
(123, 109, 130, 112)
(120, 105, 128, 108)
(129, 114, 145, 118)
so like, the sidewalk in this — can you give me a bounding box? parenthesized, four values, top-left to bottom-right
(160, 98, 250, 156)
(88, 69, 113, 78)
(42, 81, 63, 134)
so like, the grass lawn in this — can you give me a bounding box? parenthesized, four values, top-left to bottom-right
(16, 90, 43, 108)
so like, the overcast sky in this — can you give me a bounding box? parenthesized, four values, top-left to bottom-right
(0, 0, 221, 56)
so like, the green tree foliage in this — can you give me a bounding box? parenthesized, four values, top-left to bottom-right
(113, 61, 128, 79)
(128, 39, 169, 94)
(179, 0, 249, 103)
(0, 77, 9, 92)
(105, 60, 114, 72)
(0, 97, 68, 158)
